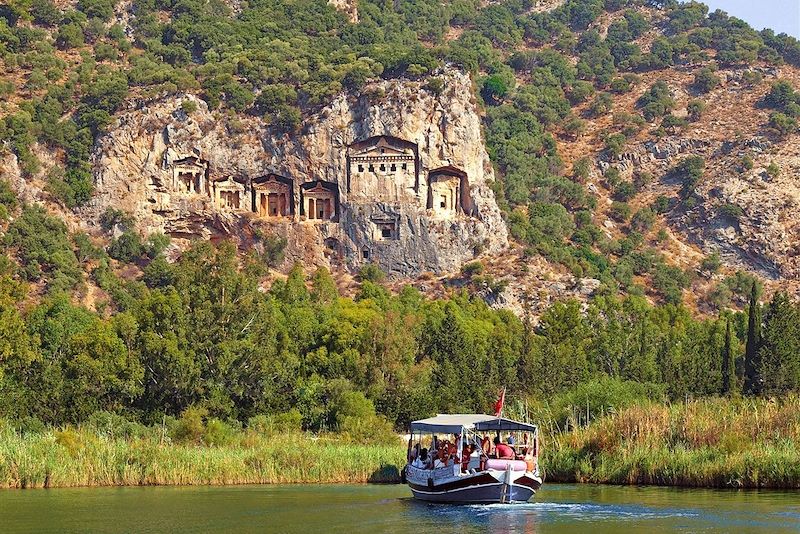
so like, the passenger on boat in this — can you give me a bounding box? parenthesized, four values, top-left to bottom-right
(433, 454, 447, 469)
(447, 438, 458, 457)
(493, 436, 515, 459)
(412, 448, 428, 469)
(523, 447, 537, 473)
(481, 435, 491, 456)
(408, 442, 420, 464)
(507, 434, 516, 446)
(434, 443, 449, 467)
(461, 444, 476, 472)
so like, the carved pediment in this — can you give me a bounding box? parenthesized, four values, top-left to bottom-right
(349, 136, 415, 160)
(212, 176, 246, 191)
(173, 155, 207, 170)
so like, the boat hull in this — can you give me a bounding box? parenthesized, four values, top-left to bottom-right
(406, 471, 542, 504)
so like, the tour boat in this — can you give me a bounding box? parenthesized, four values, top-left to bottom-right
(404, 414, 543, 504)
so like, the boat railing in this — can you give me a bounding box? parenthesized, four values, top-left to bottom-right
(405, 463, 461, 482)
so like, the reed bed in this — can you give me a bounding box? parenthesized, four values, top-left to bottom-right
(2, 398, 799, 489)
(542, 396, 800, 488)
(0, 428, 406, 489)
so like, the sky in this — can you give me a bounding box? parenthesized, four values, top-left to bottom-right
(698, 0, 800, 38)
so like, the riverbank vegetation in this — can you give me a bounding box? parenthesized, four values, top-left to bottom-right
(0, 414, 404, 488)
(2, 392, 798, 489)
(538, 391, 800, 488)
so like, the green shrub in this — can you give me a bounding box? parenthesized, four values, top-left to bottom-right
(718, 203, 744, 221)
(700, 251, 722, 274)
(99, 208, 134, 232)
(610, 201, 631, 222)
(203, 418, 237, 447)
(673, 156, 705, 195)
(4, 205, 83, 291)
(461, 261, 484, 278)
(630, 208, 656, 232)
(613, 181, 636, 202)
(766, 162, 780, 178)
(637, 81, 675, 121)
(687, 99, 706, 121)
(768, 112, 797, 137)
(652, 264, 690, 304)
(181, 100, 198, 114)
(546, 378, 666, 428)
(108, 231, 144, 262)
(144, 233, 170, 259)
(170, 406, 207, 445)
(604, 133, 627, 157)
(693, 66, 721, 93)
(358, 263, 385, 283)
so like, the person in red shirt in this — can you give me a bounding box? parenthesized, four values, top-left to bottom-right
(493, 436, 515, 459)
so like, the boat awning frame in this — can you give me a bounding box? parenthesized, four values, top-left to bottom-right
(410, 414, 537, 434)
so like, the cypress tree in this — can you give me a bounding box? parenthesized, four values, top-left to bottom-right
(744, 281, 762, 395)
(721, 318, 735, 395)
(759, 292, 800, 396)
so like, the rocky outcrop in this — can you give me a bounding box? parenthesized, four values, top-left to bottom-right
(328, 0, 358, 23)
(88, 70, 508, 277)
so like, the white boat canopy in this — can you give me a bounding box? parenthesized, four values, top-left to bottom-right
(410, 414, 537, 434)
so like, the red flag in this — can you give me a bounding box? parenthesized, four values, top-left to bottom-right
(493, 387, 506, 417)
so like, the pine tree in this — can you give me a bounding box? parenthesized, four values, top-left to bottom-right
(721, 317, 735, 395)
(744, 281, 762, 395)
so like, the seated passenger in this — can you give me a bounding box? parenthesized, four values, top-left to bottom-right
(460, 447, 469, 472)
(408, 442, 420, 464)
(433, 455, 447, 469)
(447, 441, 457, 457)
(412, 448, 429, 469)
(523, 447, 537, 473)
(435, 445, 448, 466)
(507, 434, 516, 446)
(494, 436, 515, 459)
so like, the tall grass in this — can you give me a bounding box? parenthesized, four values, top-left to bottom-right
(541, 396, 800, 488)
(0, 427, 406, 489)
(3, 398, 799, 489)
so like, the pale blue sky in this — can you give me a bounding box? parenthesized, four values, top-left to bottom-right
(699, 0, 800, 38)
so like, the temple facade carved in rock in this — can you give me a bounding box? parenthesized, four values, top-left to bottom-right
(346, 136, 418, 203)
(163, 135, 471, 233)
(253, 174, 294, 218)
(172, 155, 208, 195)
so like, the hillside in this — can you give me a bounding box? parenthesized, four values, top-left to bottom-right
(3, 0, 800, 317)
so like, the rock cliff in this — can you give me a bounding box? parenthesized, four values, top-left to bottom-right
(88, 70, 508, 276)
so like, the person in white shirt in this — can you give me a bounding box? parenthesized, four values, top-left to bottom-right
(412, 448, 429, 469)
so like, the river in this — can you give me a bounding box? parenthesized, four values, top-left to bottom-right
(1, 483, 798, 533)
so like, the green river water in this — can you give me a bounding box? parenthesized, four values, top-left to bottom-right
(1, 483, 798, 533)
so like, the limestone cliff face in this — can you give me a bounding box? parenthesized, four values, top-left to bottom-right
(89, 70, 508, 276)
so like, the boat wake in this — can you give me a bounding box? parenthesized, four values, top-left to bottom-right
(460, 501, 700, 521)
